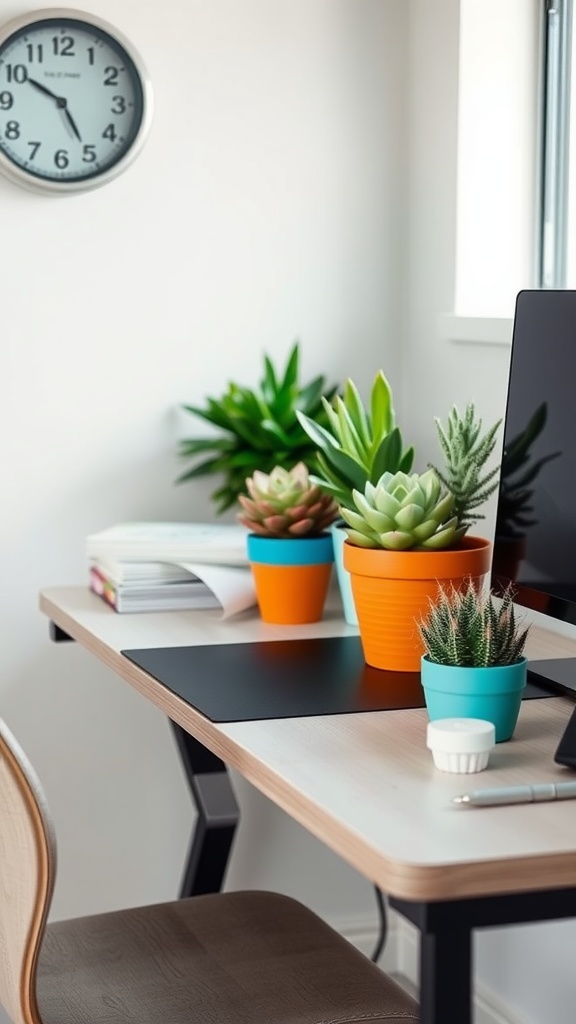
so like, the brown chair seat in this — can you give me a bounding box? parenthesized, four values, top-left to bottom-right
(38, 891, 417, 1024)
(0, 716, 419, 1024)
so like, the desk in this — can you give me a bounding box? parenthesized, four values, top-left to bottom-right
(40, 586, 576, 1024)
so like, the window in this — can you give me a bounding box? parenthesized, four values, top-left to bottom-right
(541, 0, 573, 287)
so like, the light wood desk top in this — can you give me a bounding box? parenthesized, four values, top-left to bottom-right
(40, 586, 576, 902)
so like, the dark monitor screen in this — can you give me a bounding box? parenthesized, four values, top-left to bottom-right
(492, 289, 576, 695)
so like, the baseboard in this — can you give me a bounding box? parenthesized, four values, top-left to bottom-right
(336, 909, 531, 1024)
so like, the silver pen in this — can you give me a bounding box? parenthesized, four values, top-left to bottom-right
(453, 781, 576, 807)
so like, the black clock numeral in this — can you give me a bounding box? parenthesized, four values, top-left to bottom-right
(102, 123, 117, 142)
(26, 43, 43, 63)
(103, 66, 119, 86)
(87, 46, 95, 66)
(5, 64, 27, 84)
(82, 144, 96, 163)
(111, 95, 126, 115)
(28, 141, 41, 160)
(54, 149, 69, 169)
(0, 91, 13, 110)
(52, 35, 75, 57)
(5, 120, 20, 140)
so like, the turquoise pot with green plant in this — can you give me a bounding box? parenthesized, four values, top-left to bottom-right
(418, 580, 530, 741)
(421, 657, 527, 743)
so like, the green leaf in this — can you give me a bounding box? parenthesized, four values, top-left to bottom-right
(261, 355, 279, 405)
(298, 375, 330, 414)
(319, 446, 369, 495)
(370, 429, 402, 481)
(279, 342, 300, 393)
(369, 371, 394, 440)
(181, 400, 234, 432)
(343, 379, 371, 448)
(296, 411, 340, 453)
(398, 447, 415, 473)
(335, 397, 367, 461)
(178, 437, 233, 456)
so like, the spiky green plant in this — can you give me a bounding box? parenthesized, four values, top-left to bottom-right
(432, 404, 501, 535)
(237, 462, 338, 538)
(296, 371, 414, 509)
(418, 578, 529, 667)
(340, 468, 458, 550)
(177, 343, 339, 513)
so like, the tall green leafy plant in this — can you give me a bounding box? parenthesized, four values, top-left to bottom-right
(177, 343, 339, 513)
(297, 371, 414, 510)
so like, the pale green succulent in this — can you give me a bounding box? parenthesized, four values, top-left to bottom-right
(340, 468, 459, 550)
(296, 371, 414, 509)
(237, 462, 338, 539)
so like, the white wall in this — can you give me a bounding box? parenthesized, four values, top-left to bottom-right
(1, 0, 407, 930)
(3, 2, 572, 1022)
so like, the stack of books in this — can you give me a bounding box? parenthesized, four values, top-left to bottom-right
(87, 522, 250, 613)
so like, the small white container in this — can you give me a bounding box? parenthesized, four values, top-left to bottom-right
(426, 718, 496, 774)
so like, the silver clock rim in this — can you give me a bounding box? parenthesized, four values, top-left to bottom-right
(0, 7, 153, 195)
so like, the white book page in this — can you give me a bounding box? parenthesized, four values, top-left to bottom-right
(178, 563, 256, 619)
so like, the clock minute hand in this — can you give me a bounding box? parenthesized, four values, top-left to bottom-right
(61, 105, 82, 143)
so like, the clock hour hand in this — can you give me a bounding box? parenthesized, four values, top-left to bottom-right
(27, 78, 82, 142)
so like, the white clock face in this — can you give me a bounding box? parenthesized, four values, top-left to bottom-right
(0, 10, 151, 193)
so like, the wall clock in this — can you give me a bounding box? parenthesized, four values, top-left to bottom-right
(0, 8, 152, 194)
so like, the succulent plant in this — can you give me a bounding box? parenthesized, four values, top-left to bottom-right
(296, 371, 414, 509)
(177, 343, 339, 513)
(237, 462, 338, 539)
(418, 578, 530, 667)
(495, 401, 560, 540)
(339, 468, 458, 550)
(431, 404, 501, 535)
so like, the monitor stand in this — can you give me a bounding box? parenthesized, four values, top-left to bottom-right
(528, 658, 576, 699)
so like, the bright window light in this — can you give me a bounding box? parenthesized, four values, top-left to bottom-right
(454, 0, 540, 319)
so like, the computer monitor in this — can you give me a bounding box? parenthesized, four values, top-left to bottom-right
(492, 289, 576, 695)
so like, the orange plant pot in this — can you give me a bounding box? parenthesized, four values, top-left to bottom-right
(250, 561, 333, 624)
(247, 534, 334, 625)
(343, 536, 492, 672)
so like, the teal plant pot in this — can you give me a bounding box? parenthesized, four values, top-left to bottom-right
(420, 656, 528, 743)
(330, 522, 358, 626)
(247, 534, 334, 565)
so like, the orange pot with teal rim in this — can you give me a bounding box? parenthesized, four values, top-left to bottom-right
(343, 536, 492, 672)
(247, 533, 334, 625)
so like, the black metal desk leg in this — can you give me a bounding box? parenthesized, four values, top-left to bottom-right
(419, 927, 472, 1024)
(389, 896, 473, 1024)
(170, 721, 240, 898)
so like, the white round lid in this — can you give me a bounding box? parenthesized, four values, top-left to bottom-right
(426, 718, 496, 754)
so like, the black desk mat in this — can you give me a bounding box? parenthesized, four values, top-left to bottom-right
(122, 636, 554, 724)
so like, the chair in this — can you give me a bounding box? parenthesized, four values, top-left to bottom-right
(0, 716, 419, 1024)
